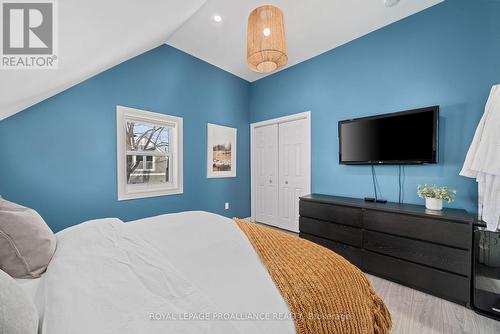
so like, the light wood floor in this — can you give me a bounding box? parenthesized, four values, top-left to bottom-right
(253, 221, 500, 333)
(367, 274, 500, 334)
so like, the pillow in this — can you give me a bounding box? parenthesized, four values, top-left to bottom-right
(0, 199, 56, 278)
(0, 269, 38, 334)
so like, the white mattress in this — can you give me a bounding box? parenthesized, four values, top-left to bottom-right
(33, 211, 295, 334)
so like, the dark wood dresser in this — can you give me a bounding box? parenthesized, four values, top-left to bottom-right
(299, 193, 474, 305)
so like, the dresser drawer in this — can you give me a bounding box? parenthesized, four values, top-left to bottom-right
(300, 217, 362, 247)
(363, 251, 470, 305)
(300, 233, 362, 267)
(364, 210, 471, 249)
(300, 200, 362, 227)
(364, 230, 470, 276)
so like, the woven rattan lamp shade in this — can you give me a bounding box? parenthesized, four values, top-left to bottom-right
(247, 5, 287, 73)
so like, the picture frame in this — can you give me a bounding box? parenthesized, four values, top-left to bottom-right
(207, 123, 237, 178)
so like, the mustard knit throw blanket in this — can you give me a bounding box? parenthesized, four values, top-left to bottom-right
(234, 219, 392, 334)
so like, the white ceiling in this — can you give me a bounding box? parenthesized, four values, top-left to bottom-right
(168, 0, 443, 82)
(0, 0, 206, 121)
(0, 0, 444, 121)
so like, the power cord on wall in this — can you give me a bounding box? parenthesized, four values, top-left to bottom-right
(402, 165, 406, 203)
(398, 165, 406, 204)
(371, 165, 378, 201)
(398, 165, 402, 204)
(368, 165, 402, 205)
(368, 165, 387, 203)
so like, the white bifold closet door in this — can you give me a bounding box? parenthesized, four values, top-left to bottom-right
(252, 114, 310, 232)
(254, 124, 279, 226)
(277, 119, 309, 232)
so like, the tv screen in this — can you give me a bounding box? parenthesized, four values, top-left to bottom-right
(339, 106, 439, 164)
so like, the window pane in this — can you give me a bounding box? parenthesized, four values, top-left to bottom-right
(145, 156, 154, 170)
(127, 155, 169, 185)
(126, 121, 169, 153)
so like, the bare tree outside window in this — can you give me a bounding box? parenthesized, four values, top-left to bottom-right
(125, 121, 170, 185)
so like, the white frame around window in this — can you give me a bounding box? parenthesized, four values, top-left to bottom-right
(117, 105, 183, 200)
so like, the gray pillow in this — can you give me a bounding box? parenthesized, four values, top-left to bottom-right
(0, 199, 56, 278)
(0, 269, 38, 334)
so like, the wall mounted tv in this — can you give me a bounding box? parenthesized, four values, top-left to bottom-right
(339, 106, 439, 165)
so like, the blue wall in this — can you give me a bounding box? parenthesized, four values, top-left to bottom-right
(1, 1, 499, 231)
(249, 0, 500, 213)
(0, 45, 251, 232)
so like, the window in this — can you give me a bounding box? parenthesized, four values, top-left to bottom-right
(128, 155, 156, 173)
(144, 156, 155, 171)
(117, 106, 183, 200)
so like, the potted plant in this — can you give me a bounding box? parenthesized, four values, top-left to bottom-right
(417, 184, 456, 211)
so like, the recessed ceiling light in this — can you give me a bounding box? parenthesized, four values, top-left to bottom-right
(213, 15, 222, 23)
(384, 0, 400, 7)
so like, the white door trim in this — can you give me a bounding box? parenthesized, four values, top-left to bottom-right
(250, 111, 311, 222)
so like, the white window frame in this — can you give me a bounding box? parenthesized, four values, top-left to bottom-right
(117, 105, 183, 200)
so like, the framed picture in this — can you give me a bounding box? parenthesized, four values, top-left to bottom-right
(207, 123, 237, 178)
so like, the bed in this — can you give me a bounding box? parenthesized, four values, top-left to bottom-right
(18, 211, 390, 334)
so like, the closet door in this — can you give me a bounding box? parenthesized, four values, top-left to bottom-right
(253, 124, 279, 226)
(278, 119, 310, 232)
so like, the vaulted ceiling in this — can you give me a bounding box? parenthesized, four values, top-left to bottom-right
(0, 0, 443, 121)
(168, 0, 443, 82)
(0, 0, 206, 121)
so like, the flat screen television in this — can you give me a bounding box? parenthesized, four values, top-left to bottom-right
(339, 106, 439, 165)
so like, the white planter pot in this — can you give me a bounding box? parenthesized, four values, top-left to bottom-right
(425, 197, 443, 211)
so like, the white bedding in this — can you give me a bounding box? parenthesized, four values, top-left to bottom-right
(15, 278, 42, 301)
(34, 211, 295, 334)
(15, 277, 46, 325)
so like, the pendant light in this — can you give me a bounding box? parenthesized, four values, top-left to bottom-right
(247, 5, 287, 73)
